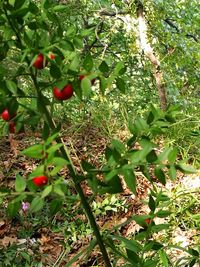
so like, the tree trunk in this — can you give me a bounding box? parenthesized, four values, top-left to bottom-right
(136, 1, 167, 110)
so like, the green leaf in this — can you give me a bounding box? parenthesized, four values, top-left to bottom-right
(116, 77, 126, 94)
(6, 80, 17, 94)
(21, 144, 43, 158)
(29, 2, 39, 14)
(154, 167, 166, 185)
(146, 150, 158, 163)
(30, 197, 44, 212)
(50, 199, 63, 216)
(148, 195, 156, 212)
(11, 7, 29, 17)
(29, 165, 45, 179)
(9, 0, 15, 6)
(0, 16, 6, 27)
(50, 63, 61, 79)
(159, 250, 169, 267)
(187, 248, 199, 257)
(45, 132, 59, 146)
(168, 148, 178, 163)
(80, 27, 95, 37)
(157, 148, 173, 162)
(81, 77, 92, 97)
(43, 0, 52, 9)
(69, 55, 80, 71)
(111, 235, 142, 253)
(177, 163, 196, 174)
(114, 61, 124, 75)
(143, 241, 163, 252)
(99, 175, 123, 194)
(73, 37, 83, 49)
(105, 169, 118, 182)
(134, 118, 149, 134)
(122, 169, 136, 194)
(168, 165, 176, 181)
(58, 41, 74, 51)
(99, 61, 109, 73)
(147, 111, 155, 124)
(41, 185, 52, 198)
(14, 0, 26, 9)
(51, 157, 69, 167)
(7, 201, 21, 217)
(112, 139, 126, 154)
(126, 249, 140, 264)
(66, 25, 76, 37)
(50, 166, 63, 176)
(151, 224, 170, 233)
(82, 160, 95, 172)
(99, 75, 107, 95)
(52, 5, 68, 12)
(23, 31, 32, 47)
(143, 259, 159, 267)
(83, 53, 93, 72)
(53, 184, 65, 197)
(42, 121, 50, 140)
(15, 174, 26, 192)
(127, 135, 137, 147)
(156, 210, 171, 218)
(46, 143, 63, 154)
(20, 251, 30, 263)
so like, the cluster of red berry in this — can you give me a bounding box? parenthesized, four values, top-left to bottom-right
(33, 53, 96, 101)
(2, 54, 97, 186)
(1, 109, 16, 133)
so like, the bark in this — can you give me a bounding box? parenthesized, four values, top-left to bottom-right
(136, 1, 167, 110)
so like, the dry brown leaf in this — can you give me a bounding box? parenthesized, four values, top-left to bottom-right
(0, 236, 17, 247)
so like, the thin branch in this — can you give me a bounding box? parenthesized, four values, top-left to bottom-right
(99, 10, 128, 17)
(164, 18, 198, 42)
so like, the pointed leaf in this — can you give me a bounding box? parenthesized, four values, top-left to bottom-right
(154, 167, 166, 185)
(30, 197, 44, 212)
(15, 174, 26, 192)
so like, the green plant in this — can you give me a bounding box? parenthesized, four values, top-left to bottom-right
(0, 1, 199, 266)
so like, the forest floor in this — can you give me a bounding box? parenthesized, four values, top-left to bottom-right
(0, 125, 199, 266)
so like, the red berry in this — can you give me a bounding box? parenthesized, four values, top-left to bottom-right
(53, 87, 65, 100)
(49, 53, 56, 60)
(61, 84, 73, 100)
(1, 109, 10, 121)
(9, 121, 16, 133)
(32, 175, 48, 186)
(145, 218, 151, 225)
(33, 54, 47, 69)
(79, 75, 85, 81)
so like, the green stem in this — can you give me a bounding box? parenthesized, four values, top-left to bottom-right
(31, 73, 112, 267)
